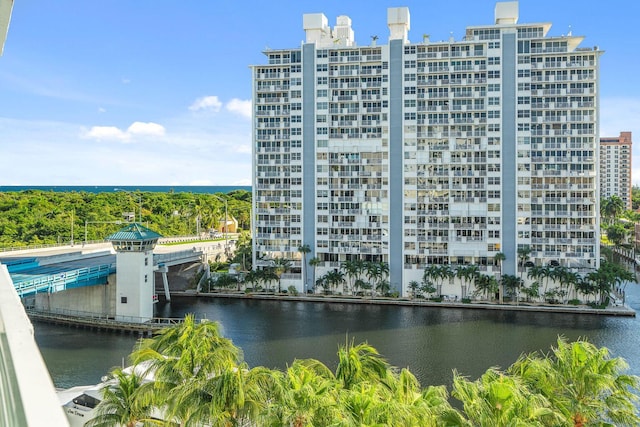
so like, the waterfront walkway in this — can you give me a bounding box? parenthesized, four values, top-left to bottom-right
(174, 290, 636, 317)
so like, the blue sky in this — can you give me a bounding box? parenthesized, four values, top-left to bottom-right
(1, 0, 639, 186)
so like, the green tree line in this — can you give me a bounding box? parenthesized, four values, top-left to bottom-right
(0, 190, 251, 248)
(86, 315, 640, 426)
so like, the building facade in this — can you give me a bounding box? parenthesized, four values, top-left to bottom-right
(600, 131, 632, 210)
(251, 1, 602, 296)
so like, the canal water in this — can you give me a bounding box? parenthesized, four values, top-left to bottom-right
(35, 286, 640, 390)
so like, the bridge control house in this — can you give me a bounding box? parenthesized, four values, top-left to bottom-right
(106, 223, 162, 323)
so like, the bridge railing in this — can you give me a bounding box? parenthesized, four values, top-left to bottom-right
(27, 307, 187, 326)
(154, 250, 203, 265)
(14, 263, 115, 297)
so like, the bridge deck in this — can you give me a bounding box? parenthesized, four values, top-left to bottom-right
(0, 243, 207, 297)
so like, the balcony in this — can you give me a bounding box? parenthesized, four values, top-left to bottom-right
(0, 266, 70, 426)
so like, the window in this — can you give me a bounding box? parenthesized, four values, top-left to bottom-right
(488, 83, 500, 92)
(317, 64, 328, 72)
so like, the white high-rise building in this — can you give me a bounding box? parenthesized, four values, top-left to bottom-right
(251, 1, 602, 297)
(600, 132, 632, 210)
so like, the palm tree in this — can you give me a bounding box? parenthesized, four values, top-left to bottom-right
(171, 363, 278, 427)
(298, 244, 311, 293)
(259, 266, 278, 292)
(474, 273, 498, 301)
(420, 279, 436, 299)
(408, 280, 420, 299)
(308, 257, 321, 294)
(424, 264, 452, 297)
(341, 259, 359, 295)
(607, 223, 630, 263)
(272, 256, 292, 293)
(335, 340, 391, 390)
(494, 252, 506, 303)
(376, 279, 391, 296)
(85, 368, 160, 427)
(601, 195, 625, 225)
(452, 368, 563, 426)
(131, 315, 241, 421)
(527, 265, 546, 302)
(243, 269, 259, 291)
(517, 246, 532, 282)
(509, 338, 640, 426)
(265, 359, 338, 427)
(502, 274, 523, 304)
(364, 261, 389, 296)
(323, 269, 345, 294)
(456, 264, 479, 299)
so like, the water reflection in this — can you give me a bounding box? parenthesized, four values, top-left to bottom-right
(37, 288, 640, 389)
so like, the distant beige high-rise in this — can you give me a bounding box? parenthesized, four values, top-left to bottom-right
(600, 132, 632, 210)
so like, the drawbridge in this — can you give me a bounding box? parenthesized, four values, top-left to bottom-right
(1, 248, 203, 298)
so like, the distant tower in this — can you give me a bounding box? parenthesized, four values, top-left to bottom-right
(106, 223, 162, 322)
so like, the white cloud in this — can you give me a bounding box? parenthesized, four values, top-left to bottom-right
(83, 121, 166, 142)
(189, 95, 222, 112)
(98, 107, 106, 113)
(127, 121, 166, 137)
(226, 98, 252, 119)
(85, 126, 129, 141)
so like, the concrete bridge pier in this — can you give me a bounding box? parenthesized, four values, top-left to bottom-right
(158, 265, 171, 302)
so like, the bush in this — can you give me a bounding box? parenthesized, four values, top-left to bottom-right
(587, 302, 607, 309)
(568, 298, 581, 305)
(429, 296, 443, 302)
(461, 297, 472, 304)
(244, 288, 253, 294)
(287, 286, 298, 296)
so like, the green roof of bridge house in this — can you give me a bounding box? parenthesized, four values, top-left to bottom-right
(105, 223, 162, 242)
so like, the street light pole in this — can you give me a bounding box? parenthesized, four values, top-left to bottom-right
(114, 188, 142, 223)
(212, 195, 229, 253)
